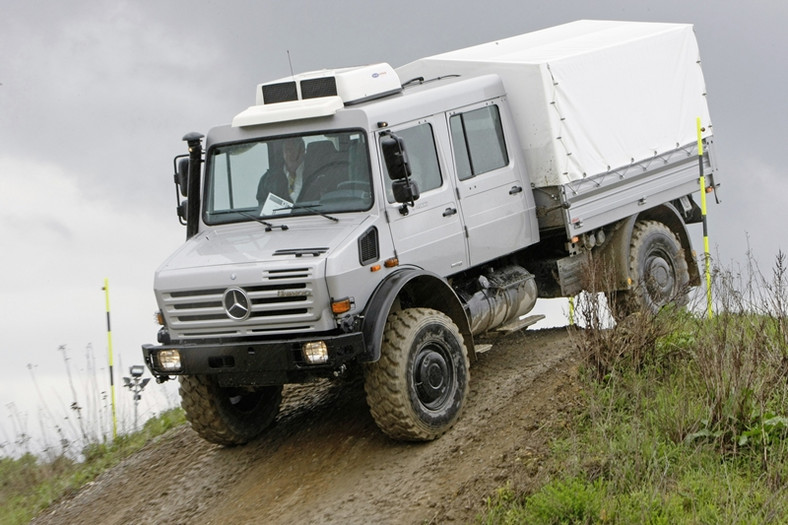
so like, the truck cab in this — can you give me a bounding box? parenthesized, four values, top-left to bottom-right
(144, 64, 541, 445)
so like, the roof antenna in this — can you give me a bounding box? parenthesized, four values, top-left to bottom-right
(287, 50, 295, 78)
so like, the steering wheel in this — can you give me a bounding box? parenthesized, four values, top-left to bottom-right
(299, 161, 351, 201)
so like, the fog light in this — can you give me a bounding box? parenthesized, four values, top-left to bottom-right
(157, 349, 182, 372)
(302, 341, 329, 364)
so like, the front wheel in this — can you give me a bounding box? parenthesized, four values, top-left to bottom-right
(179, 375, 282, 446)
(364, 308, 470, 441)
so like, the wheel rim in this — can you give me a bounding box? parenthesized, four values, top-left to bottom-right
(413, 341, 455, 411)
(644, 249, 676, 305)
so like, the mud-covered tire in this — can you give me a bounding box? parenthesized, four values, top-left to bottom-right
(179, 375, 282, 446)
(364, 308, 470, 441)
(613, 220, 690, 317)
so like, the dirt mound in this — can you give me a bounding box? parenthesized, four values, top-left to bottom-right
(33, 327, 581, 525)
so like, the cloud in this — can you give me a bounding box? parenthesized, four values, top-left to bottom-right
(2, 157, 115, 290)
(0, 2, 228, 213)
(708, 154, 787, 266)
(0, 156, 182, 375)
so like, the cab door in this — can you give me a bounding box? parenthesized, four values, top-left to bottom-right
(447, 101, 536, 266)
(379, 118, 469, 276)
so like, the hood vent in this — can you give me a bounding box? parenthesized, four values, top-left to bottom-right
(273, 247, 329, 257)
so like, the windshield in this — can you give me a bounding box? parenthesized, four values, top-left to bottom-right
(204, 130, 372, 224)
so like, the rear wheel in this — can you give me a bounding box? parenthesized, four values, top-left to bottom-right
(364, 308, 469, 441)
(179, 375, 282, 446)
(612, 220, 690, 317)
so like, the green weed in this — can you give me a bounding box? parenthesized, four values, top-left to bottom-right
(480, 253, 788, 524)
(0, 408, 185, 525)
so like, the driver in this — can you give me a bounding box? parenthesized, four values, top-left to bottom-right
(256, 137, 305, 206)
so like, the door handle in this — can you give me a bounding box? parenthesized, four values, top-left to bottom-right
(443, 207, 457, 217)
(509, 185, 523, 195)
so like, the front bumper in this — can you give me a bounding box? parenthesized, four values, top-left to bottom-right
(142, 331, 366, 387)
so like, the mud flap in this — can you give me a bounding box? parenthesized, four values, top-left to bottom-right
(556, 251, 589, 296)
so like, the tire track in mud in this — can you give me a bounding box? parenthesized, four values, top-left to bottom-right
(33, 327, 581, 525)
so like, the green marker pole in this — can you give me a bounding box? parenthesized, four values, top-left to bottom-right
(696, 118, 713, 319)
(103, 278, 118, 439)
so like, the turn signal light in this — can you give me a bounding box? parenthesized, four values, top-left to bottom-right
(331, 298, 352, 314)
(384, 257, 399, 268)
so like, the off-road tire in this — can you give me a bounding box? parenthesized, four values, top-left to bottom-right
(364, 308, 470, 441)
(179, 375, 282, 446)
(612, 220, 690, 317)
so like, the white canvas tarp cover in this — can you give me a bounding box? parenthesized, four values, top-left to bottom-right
(396, 20, 712, 188)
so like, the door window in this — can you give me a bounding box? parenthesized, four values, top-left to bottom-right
(381, 123, 442, 201)
(449, 105, 509, 181)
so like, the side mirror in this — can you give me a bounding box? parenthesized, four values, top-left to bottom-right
(177, 199, 188, 222)
(381, 133, 411, 181)
(176, 158, 189, 197)
(392, 179, 420, 205)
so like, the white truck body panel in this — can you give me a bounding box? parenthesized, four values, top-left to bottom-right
(396, 20, 712, 188)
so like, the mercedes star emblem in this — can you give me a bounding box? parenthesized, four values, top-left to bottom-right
(222, 287, 251, 320)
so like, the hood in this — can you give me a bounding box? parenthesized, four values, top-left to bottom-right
(159, 215, 371, 273)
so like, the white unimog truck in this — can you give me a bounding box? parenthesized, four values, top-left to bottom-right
(142, 20, 719, 445)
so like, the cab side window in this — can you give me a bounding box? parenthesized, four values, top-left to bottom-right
(450, 105, 509, 181)
(382, 123, 442, 202)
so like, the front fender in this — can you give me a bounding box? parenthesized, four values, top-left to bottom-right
(360, 268, 475, 363)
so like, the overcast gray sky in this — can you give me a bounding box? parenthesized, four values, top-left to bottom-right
(1, 0, 786, 452)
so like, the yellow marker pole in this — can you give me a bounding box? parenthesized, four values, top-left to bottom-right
(696, 118, 713, 319)
(568, 296, 575, 326)
(103, 278, 118, 439)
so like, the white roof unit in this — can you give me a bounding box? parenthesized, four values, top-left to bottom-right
(397, 20, 712, 187)
(232, 63, 402, 127)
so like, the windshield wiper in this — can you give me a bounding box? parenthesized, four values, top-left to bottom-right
(277, 203, 339, 223)
(237, 211, 289, 231)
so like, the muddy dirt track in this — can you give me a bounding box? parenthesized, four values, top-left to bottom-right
(33, 327, 582, 525)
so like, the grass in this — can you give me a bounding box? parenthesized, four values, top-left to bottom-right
(480, 253, 788, 524)
(0, 408, 185, 525)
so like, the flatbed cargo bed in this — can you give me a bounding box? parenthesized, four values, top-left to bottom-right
(534, 139, 717, 237)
